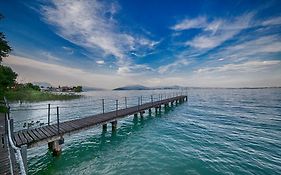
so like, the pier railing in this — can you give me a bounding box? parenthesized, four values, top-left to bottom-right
(8, 91, 188, 131)
(4, 97, 27, 175)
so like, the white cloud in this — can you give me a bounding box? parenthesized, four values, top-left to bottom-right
(171, 16, 207, 31)
(229, 35, 281, 53)
(117, 64, 153, 75)
(208, 35, 281, 63)
(171, 13, 254, 50)
(262, 16, 281, 26)
(96, 60, 105, 65)
(158, 59, 189, 74)
(41, 0, 157, 66)
(40, 51, 61, 61)
(196, 60, 280, 74)
(62, 46, 74, 55)
(185, 13, 253, 49)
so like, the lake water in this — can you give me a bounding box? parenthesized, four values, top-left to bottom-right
(9, 88, 281, 175)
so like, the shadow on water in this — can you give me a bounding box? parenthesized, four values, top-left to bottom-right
(29, 104, 183, 174)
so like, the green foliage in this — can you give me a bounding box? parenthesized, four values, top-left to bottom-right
(0, 14, 15, 101)
(0, 15, 12, 62)
(25, 83, 40, 91)
(73, 86, 82, 92)
(0, 32, 11, 62)
(0, 106, 8, 113)
(5, 88, 81, 102)
(0, 65, 17, 93)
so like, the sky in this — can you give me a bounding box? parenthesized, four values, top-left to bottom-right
(1, 0, 281, 89)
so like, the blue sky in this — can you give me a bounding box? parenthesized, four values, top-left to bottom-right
(1, 0, 281, 88)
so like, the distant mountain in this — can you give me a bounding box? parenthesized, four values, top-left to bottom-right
(113, 85, 150, 90)
(82, 86, 105, 91)
(113, 85, 188, 90)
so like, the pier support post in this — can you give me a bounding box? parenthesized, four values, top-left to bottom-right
(111, 120, 117, 131)
(48, 137, 64, 156)
(140, 111, 144, 118)
(148, 108, 152, 114)
(158, 106, 161, 114)
(102, 124, 107, 132)
(134, 113, 138, 121)
(164, 104, 168, 110)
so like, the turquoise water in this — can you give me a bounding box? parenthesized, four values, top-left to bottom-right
(11, 89, 281, 174)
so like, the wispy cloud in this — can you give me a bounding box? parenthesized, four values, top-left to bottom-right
(171, 16, 207, 31)
(40, 51, 61, 61)
(196, 60, 280, 74)
(186, 13, 253, 49)
(172, 13, 254, 50)
(41, 0, 157, 68)
(158, 59, 189, 74)
(261, 16, 281, 26)
(208, 35, 281, 63)
(117, 64, 153, 75)
(62, 46, 74, 55)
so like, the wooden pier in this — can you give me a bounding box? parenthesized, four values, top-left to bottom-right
(0, 113, 18, 175)
(2, 94, 188, 174)
(13, 95, 187, 148)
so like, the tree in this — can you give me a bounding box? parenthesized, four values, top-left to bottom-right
(25, 83, 40, 91)
(73, 86, 82, 92)
(0, 13, 16, 99)
(0, 14, 12, 62)
(0, 65, 17, 91)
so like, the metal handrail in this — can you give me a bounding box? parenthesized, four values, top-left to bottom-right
(7, 117, 26, 175)
(4, 97, 26, 175)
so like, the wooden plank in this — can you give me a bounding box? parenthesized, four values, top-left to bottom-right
(33, 128, 48, 139)
(26, 129, 40, 141)
(58, 123, 73, 133)
(43, 126, 57, 136)
(72, 119, 88, 128)
(17, 131, 28, 145)
(64, 121, 80, 130)
(22, 130, 34, 144)
(48, 125, 60, 135)
(37, 127, 52, 138)
(57, 124, 68, 133)
(13, 133, 22, 146)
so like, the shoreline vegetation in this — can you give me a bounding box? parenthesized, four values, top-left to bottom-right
(4, 88, 81, 102)
(4, 83, 82, 102)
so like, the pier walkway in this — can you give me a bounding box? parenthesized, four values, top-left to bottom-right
(0, 113, 19, 175)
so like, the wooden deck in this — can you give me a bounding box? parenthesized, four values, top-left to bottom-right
(0, 113, 18, 175)
(13, 95, 187, 148)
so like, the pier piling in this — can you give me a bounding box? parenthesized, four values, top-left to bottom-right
(102, 124, 107, 132)
(111, 120, 117, 131)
